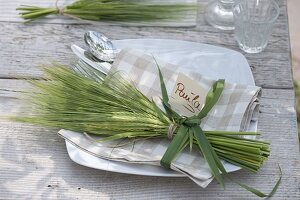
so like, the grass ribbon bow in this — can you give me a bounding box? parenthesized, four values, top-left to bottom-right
(157, 66, 281, 197)
(157, 65, 227, 186)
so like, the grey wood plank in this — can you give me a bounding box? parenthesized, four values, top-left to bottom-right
(0, 0, 292, 89)
(0, 87, 299, 199)
(0, 18, 292, 89)
(0, 79, 296, 114)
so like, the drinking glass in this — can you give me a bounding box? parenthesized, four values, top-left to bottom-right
(233, 0, 279, 53)
(205, 0, 235, 30)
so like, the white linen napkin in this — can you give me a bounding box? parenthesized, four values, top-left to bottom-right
(58, 48, 261, 188)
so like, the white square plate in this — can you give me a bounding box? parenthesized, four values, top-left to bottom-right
(65, 39, 256, 177)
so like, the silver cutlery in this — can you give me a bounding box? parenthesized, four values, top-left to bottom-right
(72, 31, 119, 80)
(71, 44, 111, 76)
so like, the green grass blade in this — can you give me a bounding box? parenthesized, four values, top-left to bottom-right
(160, 126, 189, 168)
(192, 126, 225, 188)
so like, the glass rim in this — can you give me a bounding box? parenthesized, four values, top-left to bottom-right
(233, 0, 280, 24)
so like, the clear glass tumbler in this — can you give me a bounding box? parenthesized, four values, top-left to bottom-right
(233, 0, 279, 53)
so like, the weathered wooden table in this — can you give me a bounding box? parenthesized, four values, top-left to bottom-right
(1, 0, 299, 199)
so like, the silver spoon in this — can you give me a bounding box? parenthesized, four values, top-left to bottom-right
(84, 31, 117, 63)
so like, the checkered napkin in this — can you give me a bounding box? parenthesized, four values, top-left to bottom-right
(58, 48, 261, 188)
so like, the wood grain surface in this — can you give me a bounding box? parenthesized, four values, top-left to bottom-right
(0, 0, 299, 199)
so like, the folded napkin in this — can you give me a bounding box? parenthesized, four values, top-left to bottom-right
(58, 48, 261, 188)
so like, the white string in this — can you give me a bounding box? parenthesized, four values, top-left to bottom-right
(167, 123, 177, 139)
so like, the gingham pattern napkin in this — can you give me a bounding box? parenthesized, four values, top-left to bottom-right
(59, 48, 261, 188)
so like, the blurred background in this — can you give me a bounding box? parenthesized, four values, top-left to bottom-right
(288, 0, 300, 132)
